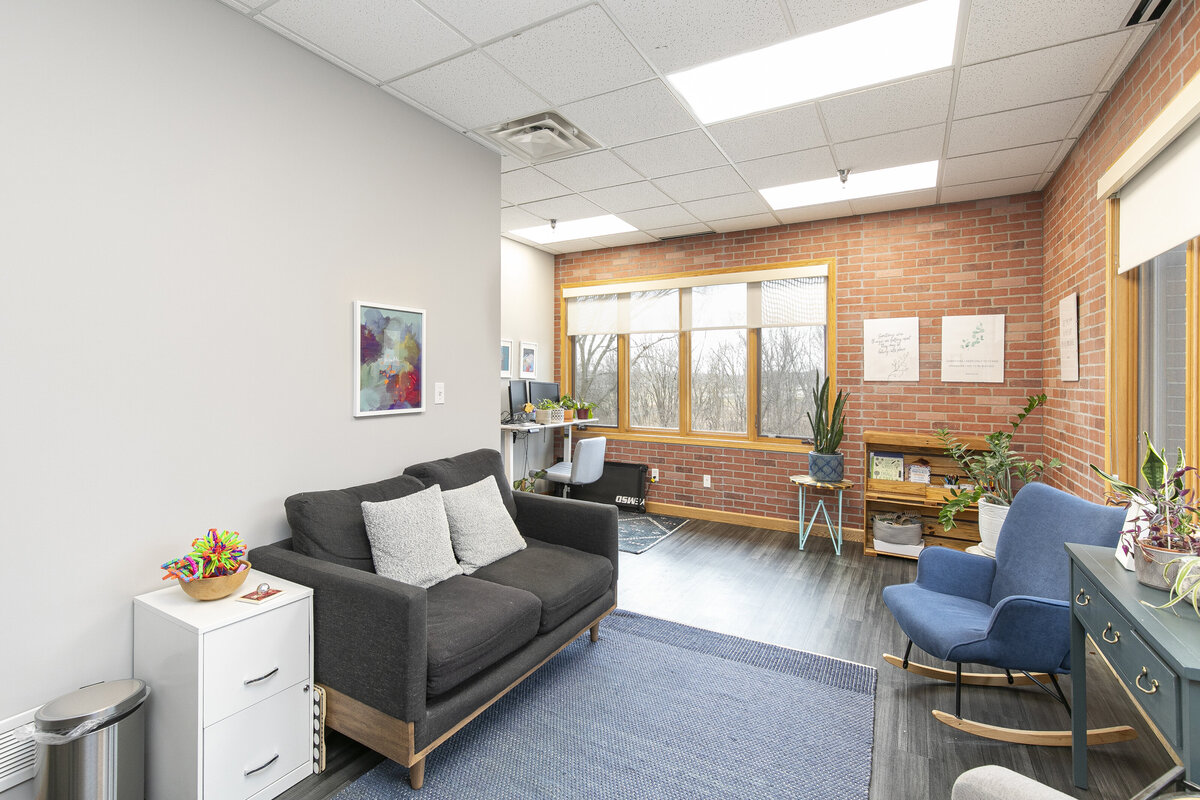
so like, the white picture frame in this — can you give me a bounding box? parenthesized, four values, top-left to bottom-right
(940, 314, 1005, 383)
(1059, 293, 1079, 382)
(519, 341, 537, 379)
(500, 338, 513, 378)
(863, 317, 919, 381)
(354, 300, 426, 417)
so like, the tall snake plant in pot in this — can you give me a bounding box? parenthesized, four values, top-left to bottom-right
(805, 375, 849, 482)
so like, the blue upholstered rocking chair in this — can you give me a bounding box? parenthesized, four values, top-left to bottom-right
(882, 482, 1137, 745)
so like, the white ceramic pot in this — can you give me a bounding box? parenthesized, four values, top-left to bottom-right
(534, 409, 551, 424)
(551, 408, 565, 424)
(976, 498, 1011, 558)
(1134, 542, 1192, 590)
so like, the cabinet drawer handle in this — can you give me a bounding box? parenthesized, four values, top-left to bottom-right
(1075, 588, 1090, 606)
(1135, 667, 1159, 695)
(1102, 623, 1120, 644)
(244, 667, 279, 686)
(244, 753, 279, 777)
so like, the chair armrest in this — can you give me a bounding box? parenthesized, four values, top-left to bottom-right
(914, 547, 996, 604)
(249, 541, 427, 722)
(947, 596, 1071, 673)
(952, 766, 1075, 800)
(513, 492, 618, 588)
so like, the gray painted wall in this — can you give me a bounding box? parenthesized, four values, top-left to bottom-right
(0, 0, 499, 763)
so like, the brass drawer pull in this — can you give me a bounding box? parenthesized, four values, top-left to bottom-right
(244, 667, 279, 686)
(1075, 588, 1090, 606)
(1102, 623, 1120, 643)
(1135, 667, 1159, 695)
(245, 753, 279, 777)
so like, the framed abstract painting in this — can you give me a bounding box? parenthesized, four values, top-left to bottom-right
(519, 341, 537, 379)
(354, 301, 425, 416)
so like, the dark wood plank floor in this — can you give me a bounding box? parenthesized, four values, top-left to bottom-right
(280, 520, 1177, 800)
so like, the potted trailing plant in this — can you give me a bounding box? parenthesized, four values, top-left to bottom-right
(559, 395, 578, 422)
(805, 375, 849, 482)
(936, 393, 1060, 556)
(1092, 435, 1199, 589)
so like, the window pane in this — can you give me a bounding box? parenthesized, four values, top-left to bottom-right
(630, 333, 680, 429)
(566, 294, 619, 335)
(762, 277, 826, 326)
(572, 335, 618, 426)
(630, 289, 678, 332)
(690, 329, 747, 433)
(759, 326, 826, 439)
(1137, 243, 1188, 465)
(691, 283, 746, 329)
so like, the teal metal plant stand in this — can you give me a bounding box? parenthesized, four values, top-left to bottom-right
(790, 475, 852, 556)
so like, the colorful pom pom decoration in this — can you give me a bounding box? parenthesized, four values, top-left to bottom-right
(161, 529, 248, 583)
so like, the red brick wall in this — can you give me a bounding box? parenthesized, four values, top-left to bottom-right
(555, 197, 1046, 538)
(1041, 1, 1199, 498)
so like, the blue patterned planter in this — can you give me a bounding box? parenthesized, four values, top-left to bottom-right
(808, 452, 844, 483)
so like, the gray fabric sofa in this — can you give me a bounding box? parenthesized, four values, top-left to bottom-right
(249, 448, 618, 789)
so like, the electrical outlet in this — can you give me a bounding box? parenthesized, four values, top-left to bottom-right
(651, 468, 659, 482)
(703, 474, 711, 488)
(434, 382, 445, 404)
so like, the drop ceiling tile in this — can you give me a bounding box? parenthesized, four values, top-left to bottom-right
(848, 188, 939, 216)
(559, 81, 697, 148)
(536, 151, 644, 192)
(614, 130, 727, 179)
(583, 181, 674, 213)
(820, 71, 954, 142)
(263, 0, 468, 82)
(605, 0, 793, 73)
(555, 238, 608, 253)
(501, 206, 546, 231)
(1068, 94, 1107, 139)
(954, 31, 1132, 119)
(218, 0, 252, 11)
(648, 223, 713, 238)
(737, 148, 838, 190)
(940, 175, 1041, 204)
(387, 51, 547, 130)
(419, 0, 571, 43)
(591, 231, 658, 247)
(500, 154, 526, 173)
(501, 168, 570, 205)
(942, 142, 1059, 186)
(484, 6, 653, 105)
(708, 105, 827, 162)
(682, 192, 770, 221)
(708, 213, 779, 233)
(773, 201, 854, 224)
(784, 0, 914, 35)
(654, 166, 750, 203)
(962, 0, 1134, 65)
(519, 193, 606, 221)
(619, 204, 699, 230)
(1044, 138, 1078, 175)
(1100, 25, 1155, 92)
(948, 96, 1089, 157)
(834, 124, 945, 173)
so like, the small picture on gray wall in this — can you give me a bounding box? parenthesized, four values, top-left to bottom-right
(519, 341, 537, 379)
(500, 339, 513, 378)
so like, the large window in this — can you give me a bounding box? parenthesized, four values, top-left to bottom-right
(564, 260, 835, 449)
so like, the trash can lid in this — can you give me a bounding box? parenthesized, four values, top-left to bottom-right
(36, 679, 150, 735)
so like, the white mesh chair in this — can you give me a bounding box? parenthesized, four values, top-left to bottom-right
(542, 437, 607, 498)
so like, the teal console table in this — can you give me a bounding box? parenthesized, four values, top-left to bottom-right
(1068, 543, 1200, 791)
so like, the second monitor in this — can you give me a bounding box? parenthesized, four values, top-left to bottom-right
(528, 380, 560, 410)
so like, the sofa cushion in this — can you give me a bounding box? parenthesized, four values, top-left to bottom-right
(471, 538, 613, 633)
(425, 576, 541, 697)
(404, 449, 517, 519)
(285, 474, 426, 571)
(442, 477, 527, 574)
(361, 486, 463, 589)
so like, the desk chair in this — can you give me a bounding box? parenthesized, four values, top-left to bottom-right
(541, 437, 606, 498)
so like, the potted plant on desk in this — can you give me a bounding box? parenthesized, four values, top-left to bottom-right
(559, 395, 578, 422)
(575, 400, 596, 420)
(805, 375, 849, 482)
(534, 398, 562, 425)
(936, 393, 1060, 557)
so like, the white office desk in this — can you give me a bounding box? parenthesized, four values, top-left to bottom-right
(500, 419, 600, 482)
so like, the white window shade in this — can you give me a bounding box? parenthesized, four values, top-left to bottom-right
(761, 277, 827, 326)
(1118, 118, 1200, 273)
(629, 289, 678, 332)
(566, 294, 619, 335)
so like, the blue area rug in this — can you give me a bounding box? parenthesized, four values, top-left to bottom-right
(617, 509, 689, 553)
(334, 610, 876, 799)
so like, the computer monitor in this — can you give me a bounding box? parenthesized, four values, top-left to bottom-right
(508, 380, 529, 417)
(528, 381, 560, 409)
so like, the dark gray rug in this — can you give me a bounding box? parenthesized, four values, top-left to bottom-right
(334, 610, 876, 800)
(617, 509, 689, 553)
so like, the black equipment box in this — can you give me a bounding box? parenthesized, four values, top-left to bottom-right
(569, 461, 648, 511)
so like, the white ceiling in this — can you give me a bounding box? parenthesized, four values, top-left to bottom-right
(219, 0, 1160, 254)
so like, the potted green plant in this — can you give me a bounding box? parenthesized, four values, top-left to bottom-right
(805, 375, 849, 482)
(559, 395, 578, 422)
(936, 393, 1060, 556)
(513, 469, 547, 493)
(1092, 435, 1199, 589)
(534, 398, 562, 424)
(575, 400, 596, 420)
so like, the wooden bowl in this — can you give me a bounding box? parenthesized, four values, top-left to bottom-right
(178, 562, 251, 601)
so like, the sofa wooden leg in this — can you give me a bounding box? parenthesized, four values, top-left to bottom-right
(590, 623, 600, 642)
(409, 758, 425, 790)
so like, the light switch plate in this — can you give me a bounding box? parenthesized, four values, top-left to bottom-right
(434, 382, 445, 404)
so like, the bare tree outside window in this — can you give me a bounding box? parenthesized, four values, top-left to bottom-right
(572, 334, 618, 426)
(630, 333, 679, 428)
(690, 329, 747, 433)
(759, 326, 826, 439)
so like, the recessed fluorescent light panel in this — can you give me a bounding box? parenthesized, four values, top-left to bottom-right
(668, 0, 960, 123)
(510, 215, 636, 244)
(761, 161, 939, 210)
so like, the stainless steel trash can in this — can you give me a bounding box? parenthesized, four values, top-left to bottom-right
(33, 679, 150, 800)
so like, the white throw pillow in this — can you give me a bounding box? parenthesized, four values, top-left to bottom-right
(441, 477, 527, 574)
(361, 486, 463, 588)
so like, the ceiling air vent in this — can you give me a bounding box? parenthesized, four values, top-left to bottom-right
(479, 112, 600, 165)
(1126, 0, 1173, 25)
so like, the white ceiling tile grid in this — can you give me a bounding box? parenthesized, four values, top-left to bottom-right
(501, 168, 570, 205)
(614, 129, 729, 179)
(536, 150, 645, 193)
(386, 51, 547, 130)
(942, 142, 1061, 186)
(835, 124, 946, 174)
(559, 80, 697, 148)
(583, 181, 675, 213)
(737, 148, 838, 190)
(708, 104, 828, 162)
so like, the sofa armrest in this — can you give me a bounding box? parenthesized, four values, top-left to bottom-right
(249, 541, 427, 723)
(513, 492, 619, 588)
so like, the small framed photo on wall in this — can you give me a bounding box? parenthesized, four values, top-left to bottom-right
(519, 341, 537, 379)
(500, 339, 513, 378)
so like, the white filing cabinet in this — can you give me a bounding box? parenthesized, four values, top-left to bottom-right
(133, 570, 314, 800)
